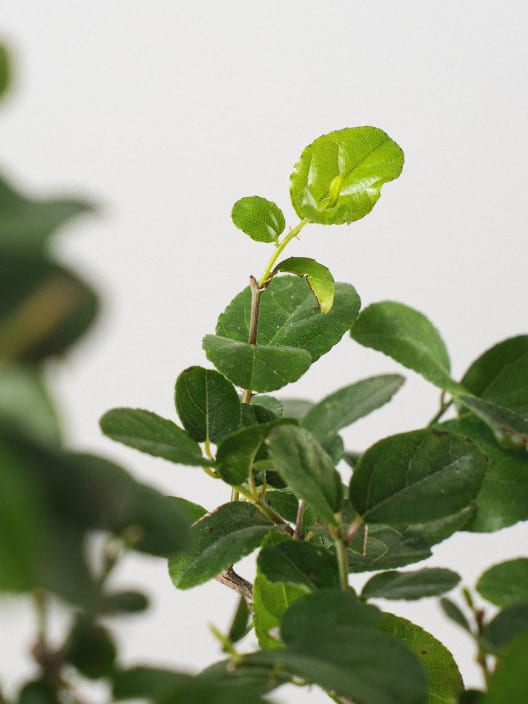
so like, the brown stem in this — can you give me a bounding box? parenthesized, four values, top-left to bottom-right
(294, 500, 305, 539)
(215, 567, 253, 602)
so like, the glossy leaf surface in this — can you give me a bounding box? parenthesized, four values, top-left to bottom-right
(267, 424, 343, 525)
(349, 429, 487, 526)
(175, 366, 240, 443)
(289, 126, 404, 225)
(231, 195, 285, 243)
(350, 301, 459, 392)
(100, 408, 212, 466)
(168, 502, 277, 589)
(272, 256, 335, 313)
(362, 567, 460, 601)
(477, 559, 528, 607)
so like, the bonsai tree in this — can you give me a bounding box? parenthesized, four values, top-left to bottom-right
(2, 41, 528, 704)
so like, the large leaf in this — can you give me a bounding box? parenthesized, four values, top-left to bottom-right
(0, 174, 94, 250)
(459, 395, 528, 451)
(361, 568, 460, 601)
(175, 366, 241, 443)
(266, 425, 343, 525)
(0, 252, 98, 363)
(440, 416, 528, 531)
(215, 275, 360, 362)
(377, 613, 463, 704)
(289, 126, 404, 225)
(461, 336, 528, 414)
(480, 627, 528, 704)
(168, 502, 278, 589)
(100, 408, 212, 466)
(349, 429, 487, 526)
(302, 374, 404, 442)
(477, 559, 528, 607)
(246, 590, 427, 704)
(231, 195, 285, 243)
(203, 335, 312, 393)
(350, 301, 460, 392)
(272, 257, 335, 313)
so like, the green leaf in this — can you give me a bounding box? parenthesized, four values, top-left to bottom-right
(0, 44, 11, 102)
(377, 613, 464, 704)
(459, 395, 528, 450)
(228, 596, 250, 644)
(0, 174, 94, 251)
(216, 421, 284, 486)
(203, 335, 312, 393)
(440, 415, 528, 531)
(405, 505, 476, 547)
(439, 597, 472, 633)
(349, 429, 487, 526)
(361, 568, 460, 601)
(258, 538, 339, 590)
(477, 559, 528, 607)
(461, 336, 528, 414)
(0, 253, 98, 364)
(302, 374, 404, 443)
(289, 126, 404, 225)
(175, 366, 241, 444)
(216, 275, 360, 362)
(99, 590, 149, 615)
(65, 618, 116, 679)
(231, 195, 285, 243)
(247, 590, 427, 704)
(241, 402, 278, 426)
(350, 301, 461, 392)
(480, 627, 528, 704)
(481, 603, 528, 654)
(17, 680, 61, 704)
(264, 490, 319, 532)
(168, 496, 207, 524)
(272, 257, 335, 313)
(168, 502, 277, 589)
(348, 525, 432, 573)
(100, 408, 212, 466)
(267, 425, 343, 525)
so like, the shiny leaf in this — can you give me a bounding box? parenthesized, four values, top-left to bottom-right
(231, 195, 285, 243)
(272, 257, 335, 313)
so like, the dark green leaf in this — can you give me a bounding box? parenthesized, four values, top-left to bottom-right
(251, 395, 283, 416)
(203, 335, 312, 393)
(267, 425, 343, 525)
(362, 568, 460, 601)
(264, 490, 319, 531)
(216, 422, 274, 485)
(440, 415, 528, 531)
(231, 195, 285, 243)
(480, 626, 528, 704)
(439, 597, 472, 633)
(477, 559, 528, 607)
(228, 596, 250, 644)
(349, 429, 487, 526)
(377, 613, 463, 704)
(241, 402, 278, 426)
(168, 496, 207, 523)
(17, 681, 61, 704)
(175, 366, 241, 443)
(99, 590, 149, 615)
(459, 395, 528, 451)
(0, 253, 97, 363)
(168, 502, 277, 589)
(0, 174, 94, 251)
(258, 538, 339, 590)
(462, 336, 528, 414)
(482, 603, 528, 654)
(404, 506, 476, 547)
(100, 408, 212, 466)
(272, 257, 335, 313)
(65, 618, 116, 679)
(216, 276, 360, 363)
(289, 126, 404, 225)
(348, 525, 432, 573)
(0, 44, 11, 102)
(302, 374, 404, 442)
(350, 301, 461, 392)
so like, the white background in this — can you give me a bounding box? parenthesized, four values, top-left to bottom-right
(1, 2, 528, 701)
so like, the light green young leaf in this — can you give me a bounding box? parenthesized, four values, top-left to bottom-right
(267, 425, 343, 526)
(302, 374, 404, 443)
(477, 559, 528, 607)
(290, 126, 404, 225)
(350, 301, 461, 392)
(168, 502, 278, 589)
(216, 276, 360, 363)
(100, 408, 213, 466)
(459, 394, 528, 451)
(175, 366, 241, 444)
(272, 257, 335, 313)
(361, 568, 460, 601)
(349, 429, 487, 526)
(203, 335, 312, 393)
(231, 195, 285, 243)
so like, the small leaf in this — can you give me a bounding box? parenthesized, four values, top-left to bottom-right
(350, 301, 461, 392)
(482, 604, 528, 654)
(480, 626, 528, 704)
(168, 502, 277, 589)
(302, 374, 404, 443)
(231, 195, 285, 243)
(99, 590, 149, 615)
(361, 568, 460, 601)
(477, 559, 528, 607)
(216, 421, 284, 486)
(17, 680, 61, 704)
(100, 408, 212, 466)
(228, 596, 250, 644)
(459, 395, 528, 450)
(272, 257, 335, 313)
(65, 618, 116, 679)
(251, 395, 283, 416)
(241, 402, 278, 426)
(439, 597, 472, 633)
(349, 429, 487, 526)
(258, 538, 339, 590)
(289, 126, 404, 225)
(203, 335, 312, 393)
(175, 366, 241, 444)
(267, 425, 343, 525)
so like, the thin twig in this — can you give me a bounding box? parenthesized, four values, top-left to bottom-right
(215, 567, 253, 601)
(294, 500, 305, 539)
